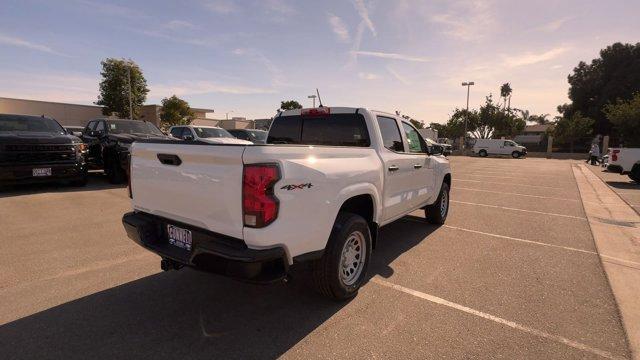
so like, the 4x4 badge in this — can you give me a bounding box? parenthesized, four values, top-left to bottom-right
(280, 183, 313, 191)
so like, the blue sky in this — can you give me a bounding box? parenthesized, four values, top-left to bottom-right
(1, 0, 639, 123)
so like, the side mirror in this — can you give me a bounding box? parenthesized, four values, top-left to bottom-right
(183, 135, 194, 141)
(429, 145, 443, 156)
(89, 130, 104, 137)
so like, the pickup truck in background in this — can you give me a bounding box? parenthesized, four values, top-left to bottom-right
(81, 118, 173, 184)
(607, 148, 640, 182)
(122, 107, 452, 299)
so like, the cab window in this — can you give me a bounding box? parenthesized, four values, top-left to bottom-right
(376, 116, 404, 152)
(170, 127, 183, 138)
(401, 122, 427, 153)
(95, 121, 105, 133)
(504, 141, 515, 147)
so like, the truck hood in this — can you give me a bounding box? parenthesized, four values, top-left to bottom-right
(198, 137, 253, 145)
(0, 131, 80, 144)
(109, 133, 173, 143)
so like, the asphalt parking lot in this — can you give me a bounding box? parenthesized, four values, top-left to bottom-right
(0, 158, 632, 359)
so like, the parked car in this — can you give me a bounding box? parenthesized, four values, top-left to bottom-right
(607, 148, 640, 182)
(64, 126, 84, 137)
(0, 114, 88, 186)
(81, 118, 172, 184)
(473, 139, 527, 158)
(169, 125, 252, 145)
(429, 138, 452, 156)
(122, 107, 452, 300)
(227, 129, 268, 144)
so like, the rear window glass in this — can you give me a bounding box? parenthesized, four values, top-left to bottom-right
(267, 113, 370, 147)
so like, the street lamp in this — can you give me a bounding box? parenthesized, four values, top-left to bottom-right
(461, 81, 475, 149)
(308, 95, 317, 108)
(123, 59, 134, 119)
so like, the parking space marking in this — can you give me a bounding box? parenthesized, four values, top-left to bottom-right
(458, 173, 574, 183)
(371, 277, 624, 360)
(459, 170, 569, 179)
(455, 179, 569, 191)
(451, 200, 588, 220)
(453, 187, 579, 202)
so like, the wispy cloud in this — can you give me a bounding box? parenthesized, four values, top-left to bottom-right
(203, 0, 238, 14)
(352, 50, 429, 62)
(263, 0, 295, 15)
(327, 13, 350, 43)
(75, 0, 148, 19)
(534, 16, 574, 33)
(163, 20, 196, 30)
(0, 71, 98, 103)
(140, 29, 218, 47)
(232, 48, 286, 88)
(150, 80, 275, 97)
(0, 33, 68, 56)
(429, 0, 494, 41)
(358, 72, 379, 80)
(352, 0, 376, 36)
(504, 47, 570, 67)
(386, 66, 411, 85)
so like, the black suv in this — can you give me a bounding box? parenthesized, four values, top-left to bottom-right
(81, 118, 171, 183)
(0, 114, 88, 186)
(227, 129, 268, 144)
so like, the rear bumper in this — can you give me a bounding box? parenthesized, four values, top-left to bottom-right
(0, 162, 87, 185)
(122, 211, 288, 283)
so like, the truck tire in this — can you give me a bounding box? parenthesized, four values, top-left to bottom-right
(479, 150, 488, 157)
(105, 156, 126, 184)
(312, 212, 372, 301)
(425, 182, 450, 225)
(511, 151, 521, 159)
(629, 163, 640, 183)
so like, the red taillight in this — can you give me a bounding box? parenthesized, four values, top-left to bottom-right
(612, 149, 620, 162)
(301, 107, 330, 117)
(243, 164, 280, 228)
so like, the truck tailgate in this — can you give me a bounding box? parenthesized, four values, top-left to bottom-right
(130, 142, 246, 240)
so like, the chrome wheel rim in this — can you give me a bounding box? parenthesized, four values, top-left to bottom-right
(440, 190, 449, 218)
(339, 231, 366, 286)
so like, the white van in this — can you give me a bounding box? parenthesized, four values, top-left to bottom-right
(472, 139, 527, 158)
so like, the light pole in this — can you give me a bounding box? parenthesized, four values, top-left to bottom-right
(308, 95, 317, 108)
(461, 81, 474, 149)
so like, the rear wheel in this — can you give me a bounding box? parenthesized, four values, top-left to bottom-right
(425, 182, 450, 224)
(629, 164, 640, 183)
(479, 150, 488, 157)
(511, 151, 521, 159)
(312, 212, 372, 301)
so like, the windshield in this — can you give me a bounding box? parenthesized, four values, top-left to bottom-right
(246, 130, 267, 141)
(106, 120, 163, 136)
(194, 127, 233, 138)
(0, 114, 65, 134)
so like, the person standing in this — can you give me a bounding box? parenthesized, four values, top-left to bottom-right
(590, 143, 600, 165)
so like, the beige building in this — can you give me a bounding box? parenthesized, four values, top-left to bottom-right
(192, 116, 256, 130)
(0, 97, 215, 128)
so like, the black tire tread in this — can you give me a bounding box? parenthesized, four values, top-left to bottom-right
(425, 182, 450, 225)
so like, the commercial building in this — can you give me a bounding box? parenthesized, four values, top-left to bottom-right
(0, 97, 214, 128)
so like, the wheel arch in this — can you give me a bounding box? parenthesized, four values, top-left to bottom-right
(334, 187, 380, 249)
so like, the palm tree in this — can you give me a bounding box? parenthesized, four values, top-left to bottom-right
(500, 83, 512, 110)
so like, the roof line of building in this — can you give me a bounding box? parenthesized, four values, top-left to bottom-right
(0, 97, 214, 113)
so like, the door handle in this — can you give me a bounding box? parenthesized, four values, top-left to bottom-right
(414, 164, 423, 169)
(157, 153, 182, 166)
(388, 165, 399, 172)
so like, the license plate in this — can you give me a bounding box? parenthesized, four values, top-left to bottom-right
(167, 224, 192, 251)
(32, 168, 52, 177)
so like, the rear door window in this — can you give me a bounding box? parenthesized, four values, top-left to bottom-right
(267, 113, 370, 147)
(376, 116, 404, 152)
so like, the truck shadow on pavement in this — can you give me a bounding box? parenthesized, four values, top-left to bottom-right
(0, 172, 124, 198)
(0, 218, 438, 359)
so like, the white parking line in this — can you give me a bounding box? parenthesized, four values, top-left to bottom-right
(453, 187, 579, 202)
(455, 179, 569, 191)
(371, 277, 624, 360)
(451, 200, 587, 220)
(458, 173, 574, 182)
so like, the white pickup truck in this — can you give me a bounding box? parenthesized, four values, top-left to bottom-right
(607, 148, 640, 182)
(122, 107, 452, 299)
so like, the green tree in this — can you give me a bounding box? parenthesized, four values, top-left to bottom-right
(565, 42, 640, 134)
(409, 119, 424, 129)
(604, 92, 640, 146)
(280, 100, 302, 110)
(552, 112, 594, 152)
(160, 95, 195, 127)
(529, 113, 551, 125)
(442, 108, 479, 138)
(96, 58, 149, 119)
